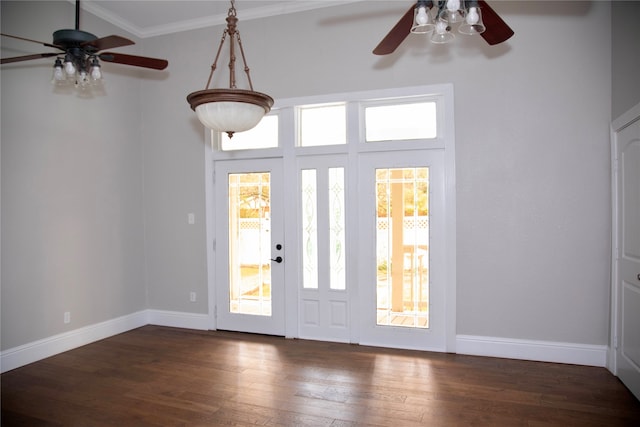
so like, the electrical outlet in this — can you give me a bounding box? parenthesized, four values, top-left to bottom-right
(190, 292, 197, 302)
(187, 213, 195, 225)
(64, 311, 71, 324)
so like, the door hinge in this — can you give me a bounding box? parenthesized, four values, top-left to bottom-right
(614, 335, 618, 349)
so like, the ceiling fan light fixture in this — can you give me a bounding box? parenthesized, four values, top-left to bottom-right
(431, 18, 455, 44)
(372, 0, 514, 55)
(77, 69, 91, 88)
(442, 0, 464, 24)
(1, 1, 168, 94)
(60, 51, 103, 88)
(90, 57, 102, 81)
(411, 2, 435, 34)
(51, 58, 66, 83)
(459, 6, 485, 35)
(187, 0, 273, 138)
(63, 54, 76, 76)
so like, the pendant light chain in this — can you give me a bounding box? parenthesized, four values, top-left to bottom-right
(205, 30, 226, 90)
(204, 0, 254, 92)
(187, 0, 273, 138)
(235, 32, 254, 91)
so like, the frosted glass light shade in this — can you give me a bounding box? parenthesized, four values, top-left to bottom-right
(187, 88, 274, 136)
(411, 6, 434, 34)
(196, 101, 266, 133)
(459, 7, 485, 35)
(431, 19, 455, 44)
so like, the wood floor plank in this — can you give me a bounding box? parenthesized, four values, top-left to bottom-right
(2, 325, 639, 426)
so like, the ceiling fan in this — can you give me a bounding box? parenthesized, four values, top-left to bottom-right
(1, 0, 167, 84)
(373, 0, 514, 55)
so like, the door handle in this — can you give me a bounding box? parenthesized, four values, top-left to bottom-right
(271, 256, 283, 263)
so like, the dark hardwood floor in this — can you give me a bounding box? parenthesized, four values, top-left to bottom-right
(2, 325, 639, 426)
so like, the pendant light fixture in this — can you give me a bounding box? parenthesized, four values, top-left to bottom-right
(187, 0, 273, 138)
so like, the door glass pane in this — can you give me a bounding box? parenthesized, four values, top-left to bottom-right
(329, 167, 346, 290)
(228, 172, 272, 316)
(299, 104, 346, 146)
(376, 167, 429, 328)
(365, 102, 437, 142)
(301, 169, 318, 289)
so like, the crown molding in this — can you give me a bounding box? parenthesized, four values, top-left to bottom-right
(80, 1, 364, 39)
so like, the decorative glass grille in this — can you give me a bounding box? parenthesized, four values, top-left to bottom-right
(301, 169, 318, 289)
(329, 167, 346, 290)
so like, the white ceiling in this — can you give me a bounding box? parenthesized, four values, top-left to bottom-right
(79, 0, 365, 38)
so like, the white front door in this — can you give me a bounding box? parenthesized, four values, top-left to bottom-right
(206, 84, 456, 347)
(357, 150, 446, 351)
(214, 158, 285, 335)
(613, 112, 640, 399)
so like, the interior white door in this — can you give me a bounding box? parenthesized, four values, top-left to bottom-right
(357, 150, 446, 351)
(614, 115, 640, 399)
(214, 158, 285, 335)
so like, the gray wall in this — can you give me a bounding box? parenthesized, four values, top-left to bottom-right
(139, 28, 209, 314)
(1, 1, 148, 349)
(2, 1, 621, 351)
(612, 1, 640, 120)
(140, 1, 613, 345)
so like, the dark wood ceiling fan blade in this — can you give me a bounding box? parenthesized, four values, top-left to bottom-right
(1, 52, 59, 64)
(373, 4, 416, 55)
(82, 35, 134, 52)
(478, 0, 514, 46)
(99, 52, 168, 70)
(1, 32, 62, 50)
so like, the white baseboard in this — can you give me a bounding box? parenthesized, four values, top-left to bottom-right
(456, 334, 608, 367)
(0, 309, 211, 373)
(147, 309, 210, 330)
(2, 318, 609, 373)
(0, 311, 149, 373)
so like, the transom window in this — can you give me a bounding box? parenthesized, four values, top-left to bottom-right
(364, 102, 437, 142)
(220, 115, 279, 151)
(298, 103, 347, 147)
(217, 94, 442, 151)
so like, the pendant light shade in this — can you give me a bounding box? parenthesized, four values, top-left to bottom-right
(187, 0, 273, 138)
(188, 89, 273, 135)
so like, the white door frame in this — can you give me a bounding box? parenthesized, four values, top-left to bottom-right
(205, 133, 216, 330)
(205, 127, 289, 332)
(212, 158, 286, 335)
(204, 84, 457, 352)
(609, 100, 640, 376)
